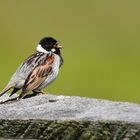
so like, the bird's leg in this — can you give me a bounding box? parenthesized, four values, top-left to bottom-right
(23, 89, 54, 101)
(23, 90, 46, 99)
(34, 90, 47, 95)
(32, 90, 47, 95)
(23, 92, 38, 99)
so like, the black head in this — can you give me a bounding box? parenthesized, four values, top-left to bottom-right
(39, 37, 62, 55)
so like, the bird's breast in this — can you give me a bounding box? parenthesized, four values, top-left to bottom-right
(38, 54, 61, 89)
(52, 54, 61, 75)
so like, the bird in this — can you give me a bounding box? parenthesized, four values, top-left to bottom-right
(0, 37, 63, 104)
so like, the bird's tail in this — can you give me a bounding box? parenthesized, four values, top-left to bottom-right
(0, 85, 13, 97)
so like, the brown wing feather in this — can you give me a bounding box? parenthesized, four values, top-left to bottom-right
(23, 54, 55, 92)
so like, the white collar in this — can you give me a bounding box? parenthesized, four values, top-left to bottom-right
(36, 44, 49, 54)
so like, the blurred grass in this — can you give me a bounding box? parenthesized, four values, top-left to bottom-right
(0, 0, 140, 103)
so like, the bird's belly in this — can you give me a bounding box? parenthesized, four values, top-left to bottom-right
(39, 69, 59, 89)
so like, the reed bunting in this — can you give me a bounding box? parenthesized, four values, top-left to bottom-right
(0, 37, 63, 103)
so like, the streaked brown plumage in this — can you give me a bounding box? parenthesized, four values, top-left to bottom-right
(23, 54, 54, 92)
(0, 37, 63, 104)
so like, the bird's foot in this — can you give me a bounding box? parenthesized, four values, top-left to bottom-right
(23, 91, 46, 99)
(37, 91, 47, 95)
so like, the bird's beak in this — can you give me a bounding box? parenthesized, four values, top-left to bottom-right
(57, 45, 63, 49)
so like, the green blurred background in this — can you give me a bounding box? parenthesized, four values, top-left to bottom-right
(0, 0, 140, 103)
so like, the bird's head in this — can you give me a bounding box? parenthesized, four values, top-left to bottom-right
(37, 37, 63, 55)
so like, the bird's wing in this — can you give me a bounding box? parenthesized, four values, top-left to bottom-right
(8, 52, 47, 86)
(23, 53, 55, 92)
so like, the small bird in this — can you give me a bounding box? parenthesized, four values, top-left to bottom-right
(0, 37, 63, 103)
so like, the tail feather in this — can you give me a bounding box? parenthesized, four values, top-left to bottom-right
(0, 85, 13, 97)
(9, 88, 20, 97)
